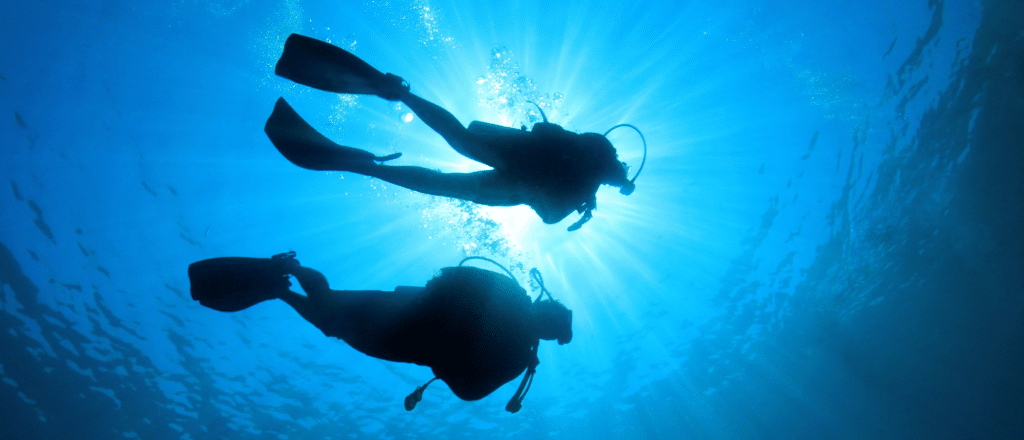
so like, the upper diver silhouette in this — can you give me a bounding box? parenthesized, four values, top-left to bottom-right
(188, 252, 572, 413)
(264, 33, 646, 231)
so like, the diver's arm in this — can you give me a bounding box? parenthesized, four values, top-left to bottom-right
(566, 197, 596, 231)
(578, 196, 596, 214)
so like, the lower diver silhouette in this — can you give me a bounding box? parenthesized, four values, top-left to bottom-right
(188, 251, 572, 413)
(265, 33, 647, 231)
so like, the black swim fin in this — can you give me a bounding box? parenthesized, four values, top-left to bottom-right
(264, 97, 402, 171)
(188, 256, 292, 312)
(275, 33, 409, 100)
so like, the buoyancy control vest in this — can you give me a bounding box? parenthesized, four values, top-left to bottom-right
(413, 266, 538, 402)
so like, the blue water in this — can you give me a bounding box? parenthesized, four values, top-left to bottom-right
(2, 0, 1021, 438)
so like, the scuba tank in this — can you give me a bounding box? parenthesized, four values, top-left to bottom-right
(404, 257, 569, 414)
(466, 101, 567, 140)
(467, 120, 528, 137)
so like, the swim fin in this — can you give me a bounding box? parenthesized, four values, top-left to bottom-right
(188, 256, 292, 312)
(264, 97, 402, 171)
(275, 33, 409, 100)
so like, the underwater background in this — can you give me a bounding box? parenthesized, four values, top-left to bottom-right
(2, 0, 1022, 438)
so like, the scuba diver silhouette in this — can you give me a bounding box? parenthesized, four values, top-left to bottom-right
(264, 33, 646, 231)
(188, 252, 572, 413)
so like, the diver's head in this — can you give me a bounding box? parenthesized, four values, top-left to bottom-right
(611, 160, 636, 195)
(582, 132, 631, 190)
(600, 123, 646, 195)
(618, 173, 636, 195)
(532, 299, 573, 345)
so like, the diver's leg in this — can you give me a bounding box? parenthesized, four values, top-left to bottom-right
(277, 290, 325, 327)
(276, 266, 370, 341)
(288, 266, 332, 302)
(400, 93, 506, 169)
(347, 163, 524, 206)
(276, 278, 419, 363)
(271, 264, 334, 328)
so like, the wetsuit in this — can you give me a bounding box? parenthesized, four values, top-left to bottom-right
(475, 121, 612, 224)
